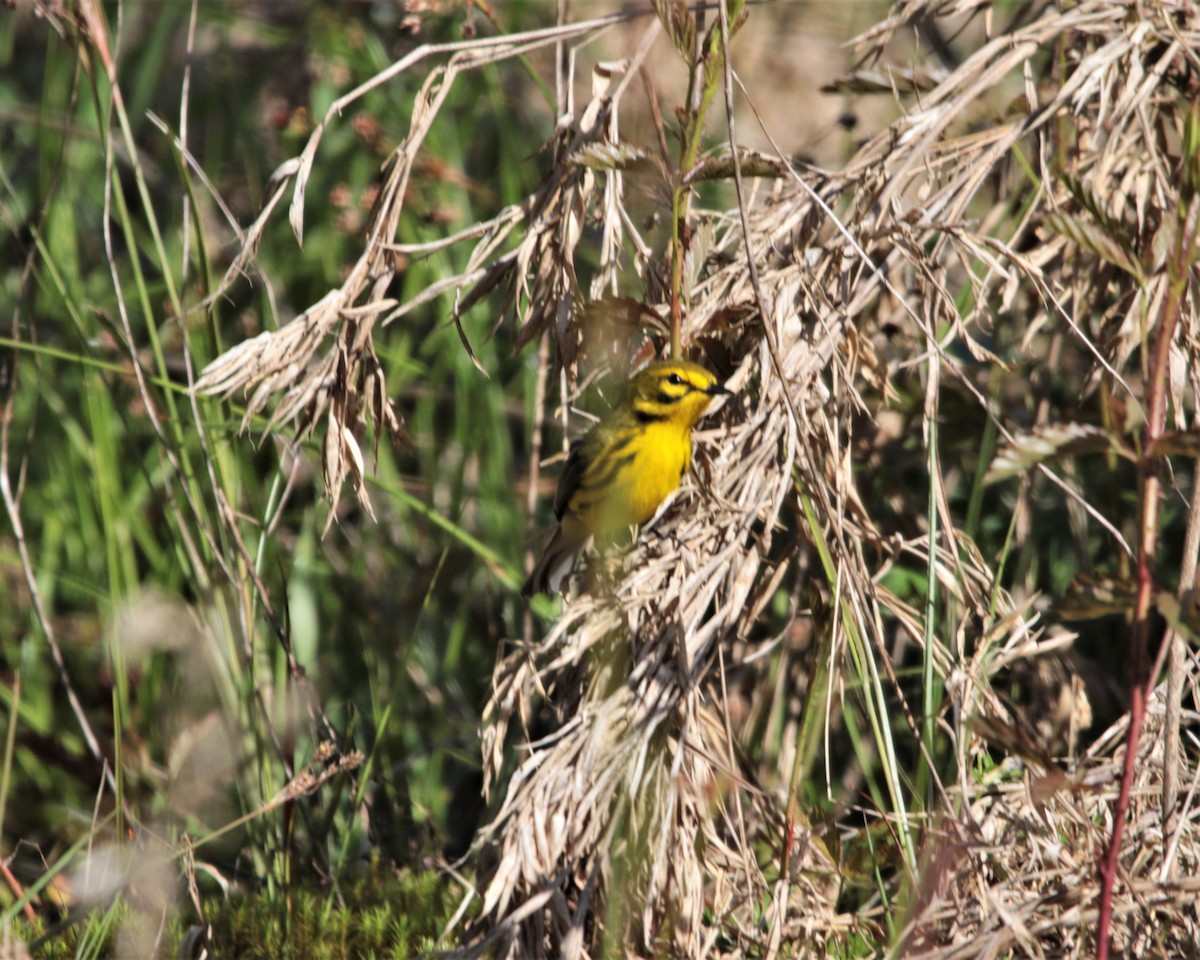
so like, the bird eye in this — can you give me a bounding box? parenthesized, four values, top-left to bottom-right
(666, 373, 684, 386)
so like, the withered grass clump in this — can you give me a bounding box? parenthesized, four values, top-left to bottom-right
(194, 0, 1200, 957)
(905, 699, 1200, 959)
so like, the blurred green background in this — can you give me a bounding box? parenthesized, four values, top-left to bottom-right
(0, 2, 557, 954)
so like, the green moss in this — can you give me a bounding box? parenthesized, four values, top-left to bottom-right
(206, 864, 459, 960)
(7, 864, 462, 960)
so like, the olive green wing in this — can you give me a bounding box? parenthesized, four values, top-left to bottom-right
(553, 434, 591, 520)
(553, 417, 641, 522)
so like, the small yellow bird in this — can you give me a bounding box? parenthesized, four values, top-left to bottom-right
(522, 359, 731, 598)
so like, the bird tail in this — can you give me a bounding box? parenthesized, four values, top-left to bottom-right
(521, 523, 588, 599)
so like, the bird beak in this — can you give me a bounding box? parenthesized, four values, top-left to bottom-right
(706, 383, 732, 396)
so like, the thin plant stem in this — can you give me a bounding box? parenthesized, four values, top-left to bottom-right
(1095, 191, 1200, 960)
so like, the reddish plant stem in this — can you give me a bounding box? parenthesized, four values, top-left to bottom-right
(1095, 197, 1200, 959)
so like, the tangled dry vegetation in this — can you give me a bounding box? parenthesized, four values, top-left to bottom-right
(197, 0, 1200, 956)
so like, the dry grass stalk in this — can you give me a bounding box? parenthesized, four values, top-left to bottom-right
(462, 0, 1200, 954)
(191, 0, 1200, 955)
(193, 13, 641, 528)
(469, 294, 846, 957)
(901, 697, 1200, 959)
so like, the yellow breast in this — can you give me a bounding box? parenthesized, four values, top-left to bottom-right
(625, 421, 691, 524)
(578, 421, 692, 535)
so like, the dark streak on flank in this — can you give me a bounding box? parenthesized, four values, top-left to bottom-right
(599, 431, 636, 462)
(580, 450, 637, 492)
